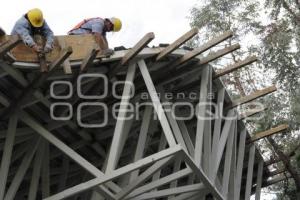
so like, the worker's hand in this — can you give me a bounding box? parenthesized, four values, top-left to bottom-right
(103, 48, 114, 56)
(44, 44, 53, 53)
(32, 45, 43, 53)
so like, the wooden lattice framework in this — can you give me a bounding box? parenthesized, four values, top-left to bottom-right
(0, 30, 289, 200)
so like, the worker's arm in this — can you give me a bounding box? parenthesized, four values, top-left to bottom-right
(91, 21, 109, 50)
(94, 32, 108, 50)
(11, 18, 36, 48)
(41, 21, 54, 49)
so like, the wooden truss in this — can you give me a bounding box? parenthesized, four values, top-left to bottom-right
(0, 30, 288, 200)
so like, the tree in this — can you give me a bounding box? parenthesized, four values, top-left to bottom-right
(189, 0, 300, 199)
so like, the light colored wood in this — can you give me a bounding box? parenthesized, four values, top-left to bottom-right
(156, 28, 198, 61)
(198, 44, 240, 65)
(80, 48, 100, 72)
(238, 107, 267, 120)
(3, 35, 98, 62)
(214, 56, 258, 78)
(172, 30, 233, 66)
(228, 86, 277, 109)
(121, 32, 155, 65)
(249, 124, 289, 143)
(0, 35, 21, 57)
(57, 37, 72, 74)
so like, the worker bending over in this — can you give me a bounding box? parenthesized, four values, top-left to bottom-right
(68, 17, 122, 55)
(11, 8, 54, 53)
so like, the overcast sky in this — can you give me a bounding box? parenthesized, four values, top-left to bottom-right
(0, 0, 199, 48)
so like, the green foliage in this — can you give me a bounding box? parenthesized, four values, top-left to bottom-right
(189, 0, 300, 198)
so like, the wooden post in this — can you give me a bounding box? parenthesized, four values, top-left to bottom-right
(249, 124, 289, 143)
(156, 28, 198, 61)
(227, 86, 277, 109)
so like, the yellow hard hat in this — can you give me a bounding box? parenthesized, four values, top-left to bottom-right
(110, 17, 122, 32)
(27, 8, 44, 28)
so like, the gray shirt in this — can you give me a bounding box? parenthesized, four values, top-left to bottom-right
(11, 15, 54, 47)
(68, 18, 107, 36)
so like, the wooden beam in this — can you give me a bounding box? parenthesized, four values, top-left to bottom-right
(268, 168, 287, 177)
(214, 56, 258, 79)
(57, 37, 73, 74)
(121, 32, 155, 65)
(7, 35, 100, 62)
(228, 86, 277, 109)
(28, 142, 44, 200)
(35, 35, 48, 72)
(151, 44, 240, 87)
(0, 47, 73, 119)
(198, 43, 240, 65)
(0, 36, 21, 57)
(156, 28, 198, 61)
(0, 113, 18, 200)
(262, 174, 291, 188)
(249, 124, 289, 143)
(238, 107, 267, 120)
(172, 30, 233, 66)
(265, 144, 300, 166)
(80, 48, 100, 72)
(48, 46, 73, 71)
(4, 137, 41, 200)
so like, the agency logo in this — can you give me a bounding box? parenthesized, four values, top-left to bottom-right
(50, 73, 265, 128)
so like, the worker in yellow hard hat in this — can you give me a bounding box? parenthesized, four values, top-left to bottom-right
(68, 17, 122, 55)
(11, 8, 54, 53)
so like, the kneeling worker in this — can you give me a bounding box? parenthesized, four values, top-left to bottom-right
(11, 8, 54, 53)
(68, 17, 122, 55)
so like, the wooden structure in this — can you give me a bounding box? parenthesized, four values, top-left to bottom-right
(0, 30, 289, 200)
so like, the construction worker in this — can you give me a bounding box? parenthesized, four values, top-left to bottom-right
(11, 8, 54, 53)
(68, 17, 122, 55)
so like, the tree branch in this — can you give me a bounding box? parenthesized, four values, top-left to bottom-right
(281, 0, 300, 25)
(267, 137, 300, 191)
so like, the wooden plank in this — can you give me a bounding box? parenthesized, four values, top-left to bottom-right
(80, 48, 100, 72)
(0, 47, 73, 118)
(35, 35, 48, 72)
(28, 142, 44, 200)
(244, 145, 255, 200)
(121, 32, 155, 65)
(4, 137, 41, 200)
(268, 168, 286, 177)
(57, 37, 72, 74)
(238, 107, 267, 120)
(214, 56, 258, 79)
(48, 46, 73, 71)
(5, 35, 97, 62)
(156, 28, 198, 61)
(249, 124, 289, 143)
(0, 35, 21, 57)
(262, 174, 291, 187)
(255, 159, 264, 200)
(198, 44, 240, 65)
(0, 113, 19, 200)
(228, 86, 277, 109)
(172, 30, 233, 66)
(115, 157, 174, 200)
